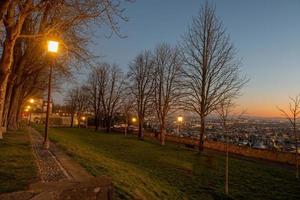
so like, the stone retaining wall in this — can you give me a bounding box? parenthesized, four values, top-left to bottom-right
(165, 134, 297, 165)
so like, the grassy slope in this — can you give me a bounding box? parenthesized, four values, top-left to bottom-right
(35, 126, 300, 200)
(0, 128, 37, 193)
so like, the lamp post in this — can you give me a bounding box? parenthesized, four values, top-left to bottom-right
(81, 116, 86, 128)
(26, 105, 31, 126)
(177, 116, 183, 135)
(43, 40, 59, 149)
(28, 98, 35, 126)
(132, 117, 137, 123)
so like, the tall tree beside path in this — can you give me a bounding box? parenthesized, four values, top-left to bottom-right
(278, 95, 300, 179)
(152, 43, 182, 145)
(181, 2, 247, 152)
(127, 51, 154, 140)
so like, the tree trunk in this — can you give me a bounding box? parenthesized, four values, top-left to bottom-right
(7, 88, 21, 130)
(199, 115, 205, 152)
(160, 120, 166, 145)
(124, 117, 128, 136)
(0, 77, 8, 139)
(0, 29, 20, 138)
(70, 113, 74, 127)
(160, 128, 166, 146)
(95, 114, 99, 131)
(2, 75, 14, 129)
(225, 128, 229, 195)
(106, 117, 111, 133)
(138, 118, 143, 140)
(77, 112, 81, 128)
(294, 126, 299, 179)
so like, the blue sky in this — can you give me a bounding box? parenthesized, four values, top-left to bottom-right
(66, 0, 300, 117)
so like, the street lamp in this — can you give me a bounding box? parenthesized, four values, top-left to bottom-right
(177, 116, 183, 123)
(25, 106, 31, 125)
(177, 116, 183, 135)
(132, 117, 137, 123)
(28, 98, 35, 126)
(43, 40, 59, 149)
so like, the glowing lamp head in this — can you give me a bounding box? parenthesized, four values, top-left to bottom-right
(81, 116, 86, 121)
(29, 98, 34, 103)
(27, 105, 31, 109)
(47, 40, 59, 53)
(132, 117, 137, 123)
(177, 116, 183, 122)
(25, 109, 29, 112)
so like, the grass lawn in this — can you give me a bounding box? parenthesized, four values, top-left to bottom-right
(0, 128, 37, 193)
(35, 126, 300, 200)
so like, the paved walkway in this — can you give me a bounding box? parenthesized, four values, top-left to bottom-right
(29, 127, 93, 182)
(0, 127, 113, 200)
(29, 128, 70, 182)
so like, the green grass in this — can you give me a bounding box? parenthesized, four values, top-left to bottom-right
(35, 126, 300, 200)
(0, 128, 37, 193)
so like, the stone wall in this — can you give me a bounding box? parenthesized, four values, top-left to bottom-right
(165, 134, 297, 165)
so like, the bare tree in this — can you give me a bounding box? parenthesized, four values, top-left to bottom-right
(152, 43, 182, 145)
(278, 95, 300, 179)
(86, 69, 102, 131)
(181, 2, 247, 152)
(86, 63, 124, 132)
(127, 50, 154, 139)
(65, 88, 78, 127)
(216, 99, 245, 196)
(75, 86, 89, 128)
(99, 64, 124, 132)
(121, 93, 134, 136)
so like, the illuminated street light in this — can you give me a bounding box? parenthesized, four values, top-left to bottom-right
(177, 116, 183, 135)
(27, 105, 31, 109)
(29, 98, 35, 103)
(177, 116, 183, 122)
(81, 116, 86, 121)
(132, 117, 137, 123)
(44, 39, 59, 149)
(47, 40, 59, 53)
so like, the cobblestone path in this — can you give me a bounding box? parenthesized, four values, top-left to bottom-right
(29, 128, 71, 182)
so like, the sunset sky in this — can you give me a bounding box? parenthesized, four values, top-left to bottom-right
(69, 0, 300, 118)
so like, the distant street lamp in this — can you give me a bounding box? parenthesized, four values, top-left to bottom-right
(132, 117, 137, 123)
(29, 98, 35, 104)
(177, 116, 183, 134)
(25, 106, 31, 125)
(43, 40, 59, 149)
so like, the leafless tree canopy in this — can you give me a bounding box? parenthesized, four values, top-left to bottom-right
(127, 50, 154, 139)
(152, 43, 182, 145)
(181, 3, 247, 151)
(85, 63, 124, 132)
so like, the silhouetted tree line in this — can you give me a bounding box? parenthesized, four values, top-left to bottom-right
(66, 4, 247, 149)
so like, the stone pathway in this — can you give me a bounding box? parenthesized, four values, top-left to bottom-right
(0, 127, 113, 200)
(30, 128, 70, 182)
